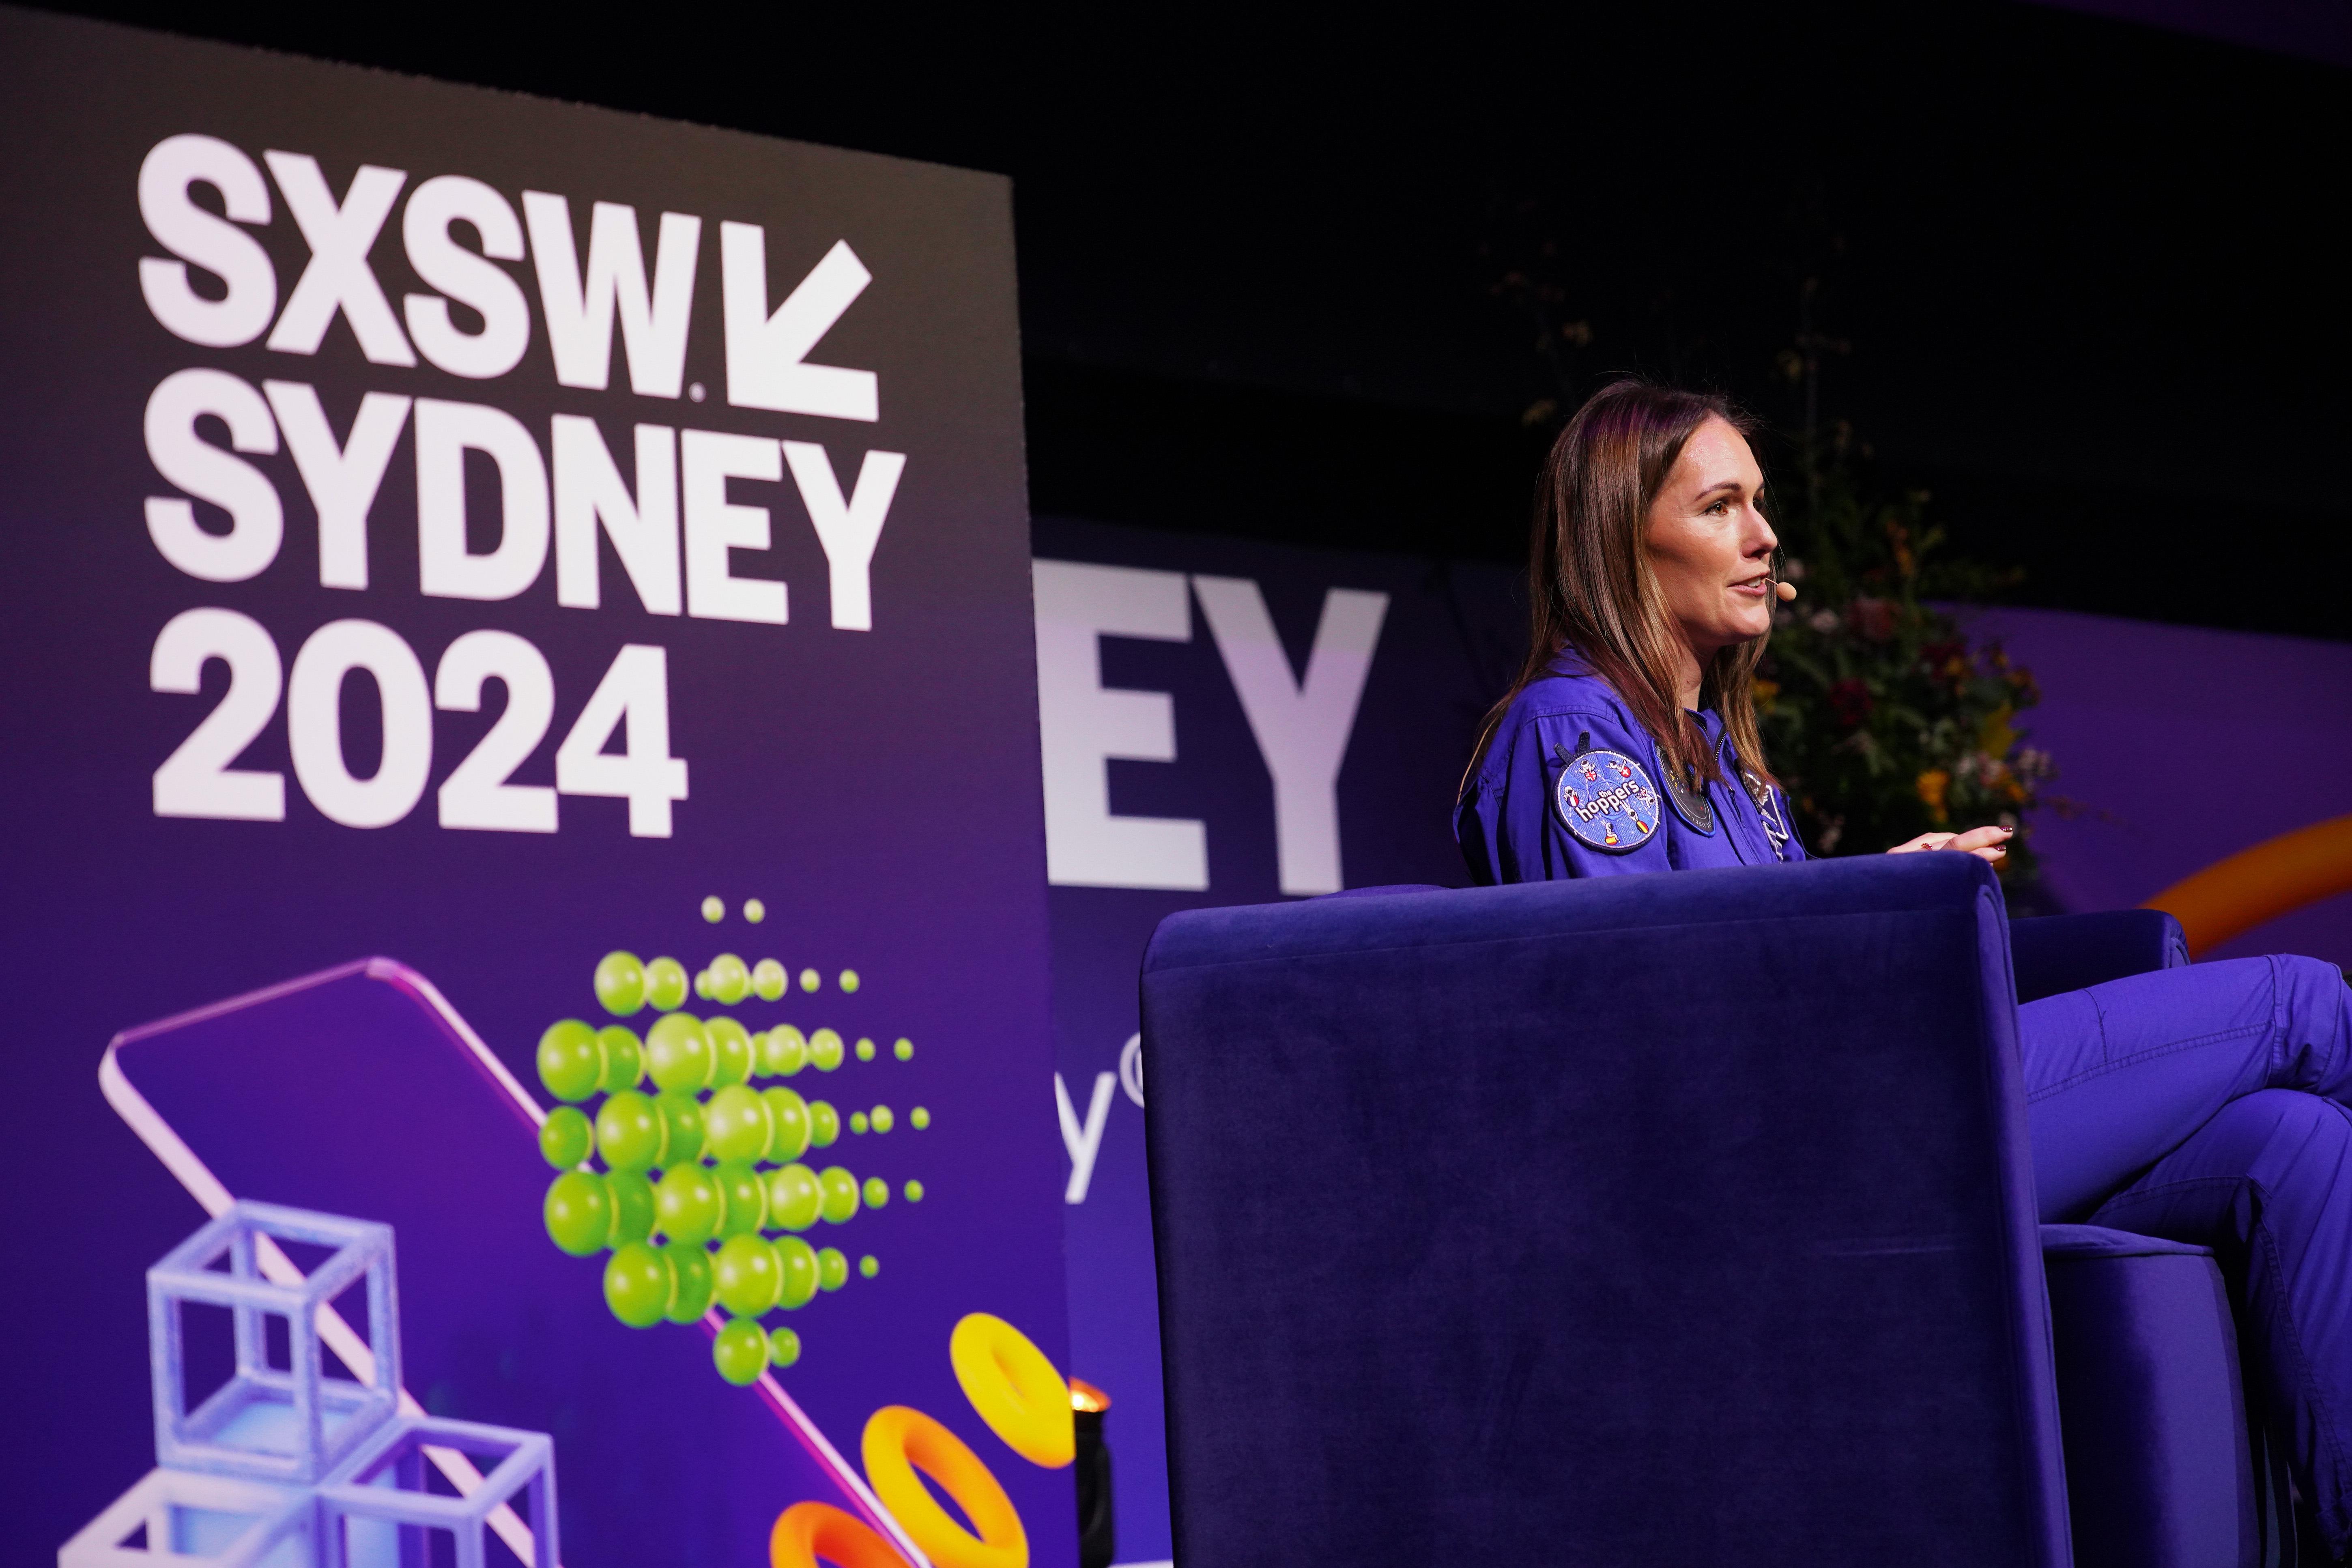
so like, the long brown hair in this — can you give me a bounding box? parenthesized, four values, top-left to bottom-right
(1466, 379, 1776, 793)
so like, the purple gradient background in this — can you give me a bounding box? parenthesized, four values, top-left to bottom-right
(0, 12, 1073, 1566)
(1966, 606, 2352, 966)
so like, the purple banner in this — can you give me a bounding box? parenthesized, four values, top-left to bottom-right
(2, 12, 1073, 1568)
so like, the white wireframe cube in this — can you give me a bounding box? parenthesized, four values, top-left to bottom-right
(316, 1416, 557, 1568)
(56, 1467, 312, 1568)
(149, 1202, 399, 1484)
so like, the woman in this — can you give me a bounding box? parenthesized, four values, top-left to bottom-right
(1458, 379, 2352, 1558)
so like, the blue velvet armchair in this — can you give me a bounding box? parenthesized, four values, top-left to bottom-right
(1140, 855, 2277, 1568)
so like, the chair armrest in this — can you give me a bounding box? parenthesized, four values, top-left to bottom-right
(2011, 910, 2189, 1004)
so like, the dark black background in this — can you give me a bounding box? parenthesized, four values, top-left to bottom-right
(32, 0, 2352, 637)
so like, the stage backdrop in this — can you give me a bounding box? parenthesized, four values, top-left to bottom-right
(1033, 517, 1520, 1565)
(0, 11, 1075, 1568)
(1033, 529, 2352, 1568)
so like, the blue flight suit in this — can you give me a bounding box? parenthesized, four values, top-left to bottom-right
(1460, 654, 2352, 1555)
(1455, 657, 1808, 883)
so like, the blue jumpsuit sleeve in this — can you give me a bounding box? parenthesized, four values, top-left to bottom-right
(1468, 705, 1674, 881)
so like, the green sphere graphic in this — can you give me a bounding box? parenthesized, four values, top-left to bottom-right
(645, 1013, 713, 1092)
(848, 1112, 868, 1136)
(762, 1026, 808, 1078)
(808, 1101, 841, 1149)
(709, 953, 751, 1007)
(714, 1161, 768, 1238)
(862, 1177, 890, 1210)
(595, 1026, 645, 1093)
(869, 1106, 895, 1135)
(712, 1315, 768, 1385)
(655, 1091, 705, 1164)
(594, 1091, 664, 1174)
(713, 1234, 781, 1316)
(765, 1164, 823, 1233)
(809, 1029, 845, 1073)
(706, 1017, 754, 1087)
(904, 1179, 925, 1203)
(910, 1107, 931, 1131)
(839, 970, 861, 994)
(644, 956, 689, 1012)
(664, 1241, 714, 1322)
(768, 1326, 802, 1368)
(762, 1087, 812, 1163)
(593, 951, 646, 1017)
(605, 1170, 656, 1246)
(894, 1038, 914, 1062)
(655, 1164, 721, 1246)
(818, 1166, 861, 1225)
(752, 958, 787, 1001)
(774, 1235, 820, 1309)
(858, 1254, 879, 1279)
(536, 1020, 601, 1103)
(703, 1085, 771, 1164)
(603, 1242, 671, 1328)
(701, 896, 725, 923)
(817, 1247, 849, 1293)
(539, 1106, 593, 1169)
(544, 1171, 611, 1257)
(799, 967, 821, 993)
(854, 1037, 876, 1063)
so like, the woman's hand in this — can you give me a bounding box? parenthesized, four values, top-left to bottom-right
(1887, 824, 2011, 863)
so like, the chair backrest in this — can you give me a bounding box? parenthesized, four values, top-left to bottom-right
(1142, 854, 2068, 1568)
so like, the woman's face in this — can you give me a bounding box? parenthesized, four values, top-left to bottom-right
(1644, 416, 1778, 665)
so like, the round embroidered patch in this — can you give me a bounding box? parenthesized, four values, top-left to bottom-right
(1552, 747, 1662, 853)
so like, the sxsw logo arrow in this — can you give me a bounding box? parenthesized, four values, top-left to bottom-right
(719, 226, 878, 422)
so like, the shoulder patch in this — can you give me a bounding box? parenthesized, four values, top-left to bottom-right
(1551, 740, 1662, 854)
(1655, 746, 1716, 835)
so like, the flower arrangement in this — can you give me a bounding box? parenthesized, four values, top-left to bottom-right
(1756, 428, 2053, 883)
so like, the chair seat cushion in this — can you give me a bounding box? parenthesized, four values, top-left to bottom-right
(2042, 1224, 2256, 1568)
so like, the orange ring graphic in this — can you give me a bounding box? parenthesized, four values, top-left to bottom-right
(2144, 814, 2352, 956)
(861, 1405, 1028, 1568)
(949, 1313, 1074, 1468)
(769, 1501, 903, 1568)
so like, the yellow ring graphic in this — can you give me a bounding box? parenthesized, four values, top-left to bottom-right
(2144, 813, 2352, 957)
(949, 1312, 1074, 1468)
(861, 1405, 1028, 1568)
(769, 1501, 903, 1568)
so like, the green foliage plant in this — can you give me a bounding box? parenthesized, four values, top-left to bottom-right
(1757, 424, 2053, 880)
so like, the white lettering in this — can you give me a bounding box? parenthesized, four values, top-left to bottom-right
(553, 416, 681, 615)
(262, 381, 410, 590)
(719, 227, 877, 421)
(415, 399, 550, 601)
(262, 152, 414, 365)
(403, 175, 531, 380)
(523, 194, 700, 398)
(1055, 1071, 1118, 1204)
(1193, 576, 1386, 895)
(143, 368, 282, 583)
(782, 442, 903, 631)
(681, 430, 787, 624)
(139, 135, 276, 348)
(1032, 560, 1206, 890)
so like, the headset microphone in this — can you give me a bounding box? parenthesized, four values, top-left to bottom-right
(1773, 581, 1797, 602)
